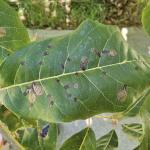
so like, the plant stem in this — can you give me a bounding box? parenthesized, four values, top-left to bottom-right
(0, 121, 25, 150)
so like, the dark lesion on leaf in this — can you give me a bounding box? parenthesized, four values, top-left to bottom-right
(47, 44, 52, 48)
(38, 61, 43, 66)
(61, 63, 65, 69)
(74, 97, 78, 102)
(80, 56, 88, 71)
(67, 57, 71, 62)
(101, 49, 117, 57)
(43, 50, 49, 56)
(91, 48, 101, 57)
(64, 84, 70, 89)
(56, 78, 60, 83)
(20, 61, 25, 66)
(40, 124, 50, 138)
(47, 94, 54, 107)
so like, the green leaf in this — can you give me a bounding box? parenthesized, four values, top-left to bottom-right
(0, 105, 22, 131)
(0, 0, 30, 64)
(134, 91, 150, 150)
(142, 4, 150, 36)
(17, 123, 58, 150)
(18, 128, 41, 150)
(60, 127, 96, 150)
(122, 123, 143, 140)
(96, 130, 118, 150)
(0, 19, 149, 123)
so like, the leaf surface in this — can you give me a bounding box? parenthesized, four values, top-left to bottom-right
(96, 130, 118, 150)
(0, 20, 149, 122)
(60, 127, 96, 150)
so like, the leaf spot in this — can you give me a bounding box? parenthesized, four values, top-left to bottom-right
(91, 48, 101, 57)
(0, 27, 6, 38)
(73, 83, 79, 89)
(80, 56, 88, 71)
(117, 85, 128, 102)
(20, 61, 25, 66)
(64, 84, 70, 89)
(32, 82, 44, 96)
(101, 49, 117, 57)
(43, 50, 49, 56)
(40, 124, 50, 138)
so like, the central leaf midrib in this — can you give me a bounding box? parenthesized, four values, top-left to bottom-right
(0, 59, 141, 91)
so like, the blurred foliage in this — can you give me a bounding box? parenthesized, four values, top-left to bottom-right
(4, 0, 146, 29)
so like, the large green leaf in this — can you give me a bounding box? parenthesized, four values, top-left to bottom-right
(96, 130, 118, 150)
(60, 127, 96, 150)
(0, 0, 30, 64)
(0, 19, 149, 122)
(142, 4, 150, 36)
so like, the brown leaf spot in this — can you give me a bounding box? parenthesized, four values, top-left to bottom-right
(80, 56, 88, 71)
(117, 85, 127, 102)
(32, 82, 44, 96)
(0, 27, 6, 38)
(91, 48, 101, 57)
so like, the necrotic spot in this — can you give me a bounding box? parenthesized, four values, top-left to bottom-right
(73, 83, 79, 89)
(80, 56, 88, 71)
(61, 64, 64, 69)
(43, 50, 49, 56)
(117, 85, 128, 102)
(74, 97, 78, 102)
(20, 61, 25, 66)
(91, 48, 101, 57)
(64, 84, 70, 89)
(32, 82, 44, 96)
(67, 57, 71, 62)
(40, 124, 50, 138)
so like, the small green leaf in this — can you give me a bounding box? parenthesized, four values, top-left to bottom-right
(122, 123, 143, 140)
(96, 130, 118, 150)
(60, 127, 96, 150)
(17, 123, 58, 150)
(142, 4, 150, 36)
(18, 128, 40, 150)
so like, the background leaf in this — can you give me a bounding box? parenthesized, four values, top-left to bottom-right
(142, 4, 150, 36)
(0, 0, 30, 64)
(60, 127, 96, 150)
(96, 130, 118, 150)
(122, 123, 143, 140)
